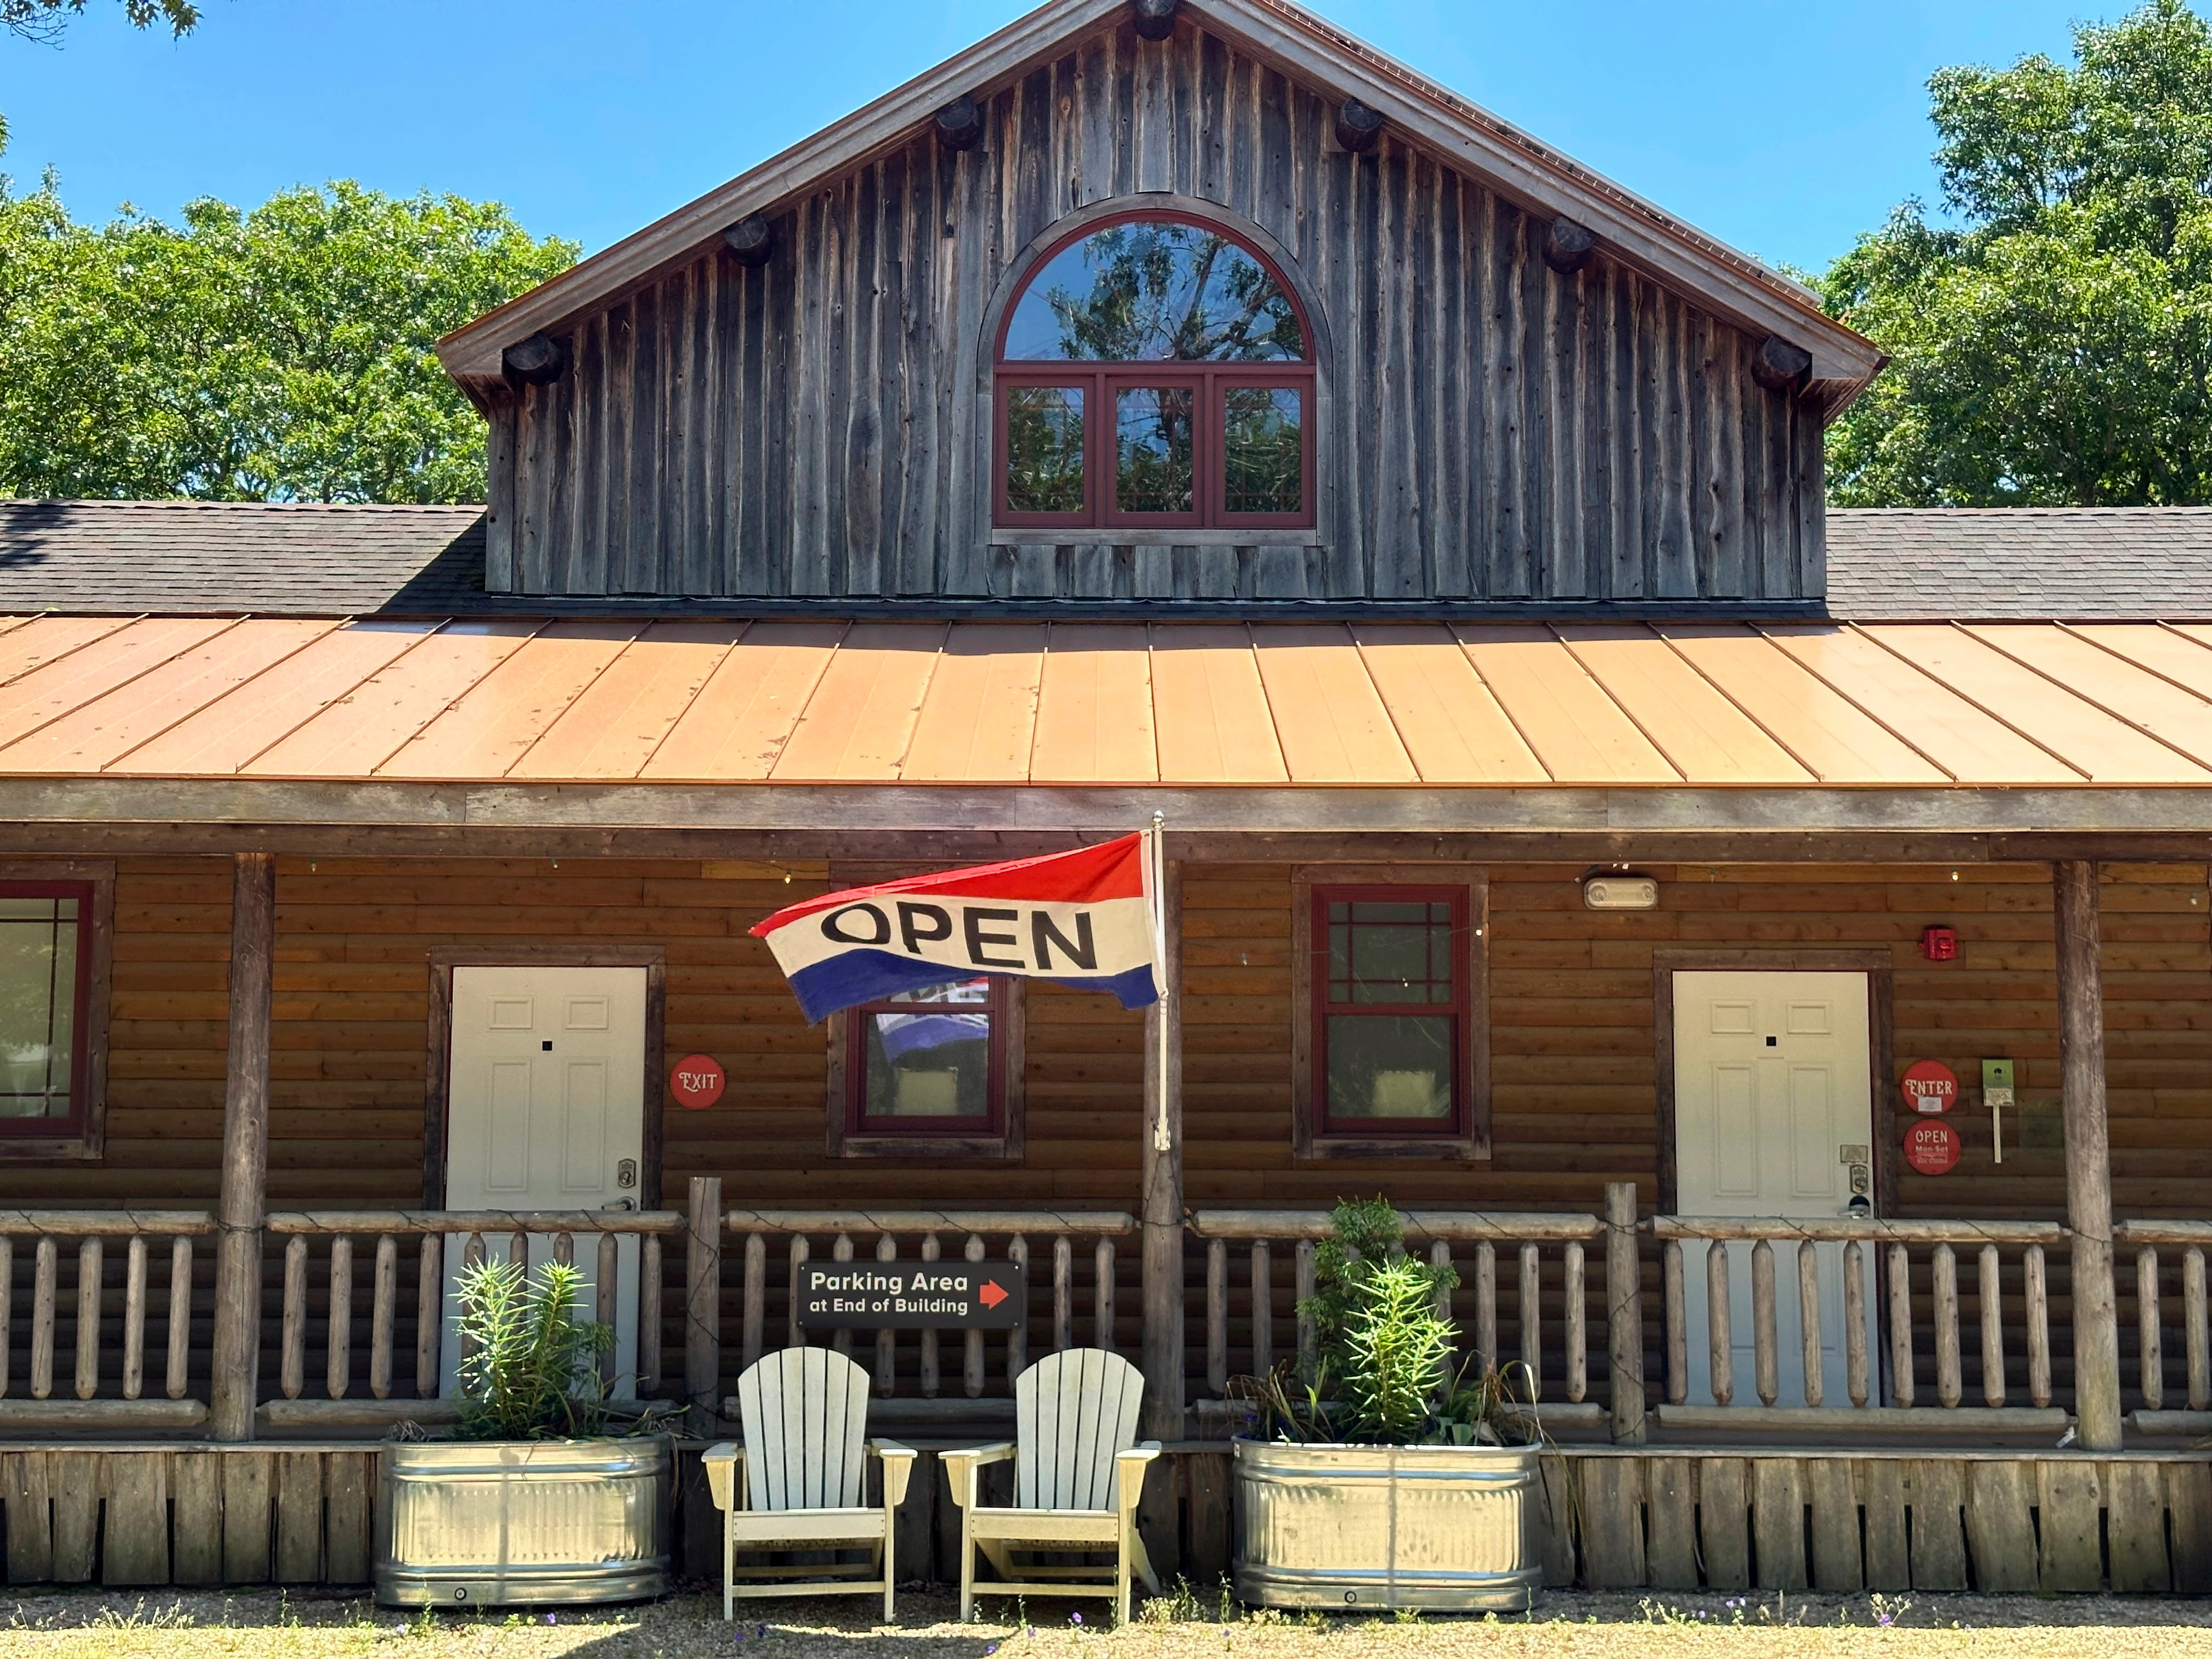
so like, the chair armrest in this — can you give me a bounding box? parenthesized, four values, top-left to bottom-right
(940, 1441, 1017, 1510)
(702, 1442, 742, 1513)
(871, 1439, 919, 1508)
(1114, 1441, 1163, 1517)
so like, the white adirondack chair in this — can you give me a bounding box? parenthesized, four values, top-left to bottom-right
(943, 1347, 1162, 1624)
(702, 1347, 917, 1622)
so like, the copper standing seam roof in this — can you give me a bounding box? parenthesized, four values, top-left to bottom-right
(0, 616, 2210, 788)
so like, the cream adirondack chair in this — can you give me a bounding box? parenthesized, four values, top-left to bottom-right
(702, 1347, 917, 1621)
(943, 1347, 1162, 1624)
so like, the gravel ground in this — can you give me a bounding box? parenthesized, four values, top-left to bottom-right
(1, 1585, 2210, 1659)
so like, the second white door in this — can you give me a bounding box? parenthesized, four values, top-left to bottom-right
(1673, 969, 1877, 1410)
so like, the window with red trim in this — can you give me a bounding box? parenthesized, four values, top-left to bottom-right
(1307, 884, 1475, 1143)
(839, 977, 1012, 1143)
(0, 881, 95, 1141)
(995, 215, 1314, 532)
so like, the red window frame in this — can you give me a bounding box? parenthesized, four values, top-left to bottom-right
(1310, 884, 1471, 1140)
(992, 211, 1317, 533)
(0, 879, 95, 1142)
(842, 977, 1011, 1139)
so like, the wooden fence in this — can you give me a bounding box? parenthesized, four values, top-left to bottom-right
(2, 1185, 2207, 1443)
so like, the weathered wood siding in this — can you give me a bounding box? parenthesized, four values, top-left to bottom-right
(493, 15, 1824, 605)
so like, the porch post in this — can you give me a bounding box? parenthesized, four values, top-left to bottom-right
(210, 852, 275, 1442)
(1139, 858, 1184, 1440)
(1604, 1182, 1646, 1443)
(2054, 860, 2123, 1451)
(685, 1175, 723, 1437)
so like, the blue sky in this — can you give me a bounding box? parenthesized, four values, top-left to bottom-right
(1, 0, 2104, 274)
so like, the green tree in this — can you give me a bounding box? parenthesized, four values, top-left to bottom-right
(1823, 0, 2212, 506)
(0, 178, 577, 502)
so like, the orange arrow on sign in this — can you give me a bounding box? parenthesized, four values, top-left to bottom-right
(978, 1279, 1009, 1309)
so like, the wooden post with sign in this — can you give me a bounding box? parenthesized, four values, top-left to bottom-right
(210, 852, 275, 1443)
(2055, 861, 2122, 1452)
(1140, 857, 1184, 1441)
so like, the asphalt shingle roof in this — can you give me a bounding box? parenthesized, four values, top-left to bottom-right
(1825, 507, 2212, 620)
(5, 498, 2212, 621)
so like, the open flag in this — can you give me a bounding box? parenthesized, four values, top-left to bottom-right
(750, 832, 1164, 1024)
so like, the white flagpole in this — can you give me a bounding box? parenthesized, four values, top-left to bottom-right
(1148, 811, 1171, 1154)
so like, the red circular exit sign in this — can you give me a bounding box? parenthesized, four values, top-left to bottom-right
(1905, 1119, 1961, 1177)
(671, 1054, 726, 1109)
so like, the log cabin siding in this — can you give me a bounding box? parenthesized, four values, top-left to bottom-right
(493, 16, 1824, 606)
(33, 856, 2208, 1225)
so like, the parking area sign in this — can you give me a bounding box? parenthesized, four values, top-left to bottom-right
(795, 1260, 1026, 1330)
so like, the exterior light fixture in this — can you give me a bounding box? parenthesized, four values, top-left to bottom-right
(1582, 872, 1658, 911)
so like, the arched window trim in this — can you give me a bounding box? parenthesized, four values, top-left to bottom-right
(989, 206, 1321, 535)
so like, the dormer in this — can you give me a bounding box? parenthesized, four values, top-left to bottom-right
(436, 0, 1882, 611)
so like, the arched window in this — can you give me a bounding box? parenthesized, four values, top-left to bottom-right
(995, 215, 1314, 532)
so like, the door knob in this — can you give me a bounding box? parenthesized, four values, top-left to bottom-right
(601, 1198, 636, 1212)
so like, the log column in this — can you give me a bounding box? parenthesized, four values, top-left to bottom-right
(685, 1175, 723, 1436)
(2055, 860, 2123, 1451)
(210, 853, 275, 1442)
(1139, 859, 1184, 1440)
(1604, 1182, 1646, 1442)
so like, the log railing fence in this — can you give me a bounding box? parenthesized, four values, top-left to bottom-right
(0, 1210, 213, 1429)
(2115, 1220, 2212, 1425)
(1647, 1216, 2072, 1431)
(257, 1209, 685, 1427)
(717, 1208, 1138, 1404)
(1186, 1204, 1615, 1428)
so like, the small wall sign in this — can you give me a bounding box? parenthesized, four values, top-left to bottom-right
(1902, 1059, 1959, 1115)
(1905, 1119, 1961, 1176)
(797, 1260, 1026, 1330)
(670, 1054, 726, 1109)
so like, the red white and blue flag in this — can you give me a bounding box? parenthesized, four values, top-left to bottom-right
(750, 832, 1164, 1024)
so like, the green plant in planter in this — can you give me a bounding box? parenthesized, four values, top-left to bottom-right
(452, 1257, 615, 1441)
(1237, 1197, 1538, 1448)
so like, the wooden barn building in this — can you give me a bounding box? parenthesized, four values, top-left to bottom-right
(1, 0, 2210, 1600)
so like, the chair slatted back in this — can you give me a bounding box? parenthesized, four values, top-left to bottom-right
(734, 1346, 870, 1512)
(1013, 1347, 1144, 1511)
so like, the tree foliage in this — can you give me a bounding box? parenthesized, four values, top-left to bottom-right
(0, 176, 577, 501)
(1824, 0, 2212, 505)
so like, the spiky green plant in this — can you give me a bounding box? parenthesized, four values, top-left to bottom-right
(452, 1258, 614, 1441)
(1336, 1253, 1457, 1443)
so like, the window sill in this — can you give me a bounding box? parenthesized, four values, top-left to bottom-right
(0, 1133, 103, 1163)
(990, 528, 1322, 547)
(1295, 1132, 1489, 1163)
(828, 1131, 1020, 1162)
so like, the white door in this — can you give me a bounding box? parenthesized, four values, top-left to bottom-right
(442, 965, 646, 1398)
(1674, 970, 1877, 1409)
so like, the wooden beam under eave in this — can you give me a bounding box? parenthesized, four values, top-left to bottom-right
(1139, 857, 1185, 1441)
(210, 852, 275, 1443)
(2054, 859, 2123, 1453)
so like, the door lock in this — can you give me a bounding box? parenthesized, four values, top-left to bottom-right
(616, 1158, 637, 1190)
(1848, 1163, 1871, 1197)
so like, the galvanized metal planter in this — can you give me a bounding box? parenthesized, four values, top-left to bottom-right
(1232, 1436, 1542, 1612)
(376, 1436, 672, 1608)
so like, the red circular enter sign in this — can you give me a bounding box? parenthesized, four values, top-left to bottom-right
(1905, 1119, 1961, 1176)
(671, 1054, 726, 1110)
(1902, 1059, 1959, 1115)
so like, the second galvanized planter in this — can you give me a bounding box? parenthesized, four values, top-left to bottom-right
(1232, 1436, 1542, 1612)
(376, 1436, 671, 1608)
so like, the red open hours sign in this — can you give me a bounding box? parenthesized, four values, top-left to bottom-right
(1905, 1120, 1961, 1177)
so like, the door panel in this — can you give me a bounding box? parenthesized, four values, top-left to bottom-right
(443, 964, 646, 1397)
(1675, 970, 1877, 1409)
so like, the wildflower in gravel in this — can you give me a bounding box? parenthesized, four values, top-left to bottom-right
(1070, 1612, 1083, 1626)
